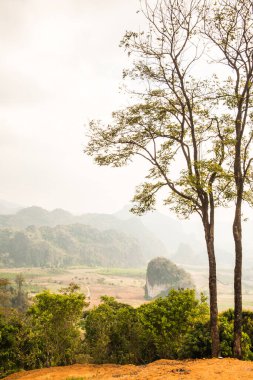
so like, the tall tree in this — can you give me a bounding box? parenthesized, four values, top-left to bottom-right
(204, 0, 253, 358)
(12, 274, 28, 312)
(0, 279, 12, 311)
(86, 0, 231, 357)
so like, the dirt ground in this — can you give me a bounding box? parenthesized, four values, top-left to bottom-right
(5, 359, 253, 380)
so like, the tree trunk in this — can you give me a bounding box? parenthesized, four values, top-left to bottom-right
(233, 120, 243, 358)
(203, 216, 220, 357)
(233, 199, 242, 359)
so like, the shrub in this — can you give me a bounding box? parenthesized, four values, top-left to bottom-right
(83, 296, 149, 364)
(138, 289, 210, 359)
(219, 309, 253, 360)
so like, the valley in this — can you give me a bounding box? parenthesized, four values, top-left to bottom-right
(1, 264, 253, 310)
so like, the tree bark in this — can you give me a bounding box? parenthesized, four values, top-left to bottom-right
(233, 198, 242, 359)
(233, 111, 243, 358)
(203, 214, 220, 357)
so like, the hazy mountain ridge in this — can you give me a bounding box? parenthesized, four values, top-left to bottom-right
(0, 206, 168, 267)
(115, 206, 253, 268)
(0, 223, 145, 268)
(0, 204, 251, 269)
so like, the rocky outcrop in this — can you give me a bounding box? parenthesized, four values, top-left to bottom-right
(145, 257, 194, 299)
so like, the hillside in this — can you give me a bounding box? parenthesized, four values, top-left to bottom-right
(0, 204, 245, 269)
(115, 206, 253, 268)
(0, 224, 145, 268)
(4, 359, 253, 380)
(0, 206, 168, 265)
(115, 206, 186, 254)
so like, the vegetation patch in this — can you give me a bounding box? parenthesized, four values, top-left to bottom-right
(98, 268, 146, 278)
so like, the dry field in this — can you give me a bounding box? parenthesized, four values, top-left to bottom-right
(5, 358, 253, 380)
(0, 267, 146, 308)
(1, 265, 253, 310)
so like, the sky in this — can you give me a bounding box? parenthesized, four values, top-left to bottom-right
(0, 0, 252, 231)
(0, 0, 150, 214)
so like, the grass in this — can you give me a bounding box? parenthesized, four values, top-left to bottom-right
(26, 284, 45, 293)
(97, 267, 146, 278)
(0, 272, 19, 280)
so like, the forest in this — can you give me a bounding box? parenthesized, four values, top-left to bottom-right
(0, 224, 144, 268)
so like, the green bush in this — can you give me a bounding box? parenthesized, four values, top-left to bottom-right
(83, 296, 148, 364)
(83, 289, 210, 363)
(4, 287, 253, 376)
(0, 313, 20, 376)
(138, 289, 210, 359)
(219, 309, 253, 360)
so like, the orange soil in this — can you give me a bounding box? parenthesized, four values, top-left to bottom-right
(5, 358, 253, 380)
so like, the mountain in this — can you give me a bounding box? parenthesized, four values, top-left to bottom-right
(79, 214, 167, 261)
(0, 206, 168, 265)
(115, 206, 200, 258)
(1, 204, 250, 269)
(114, 206, 249, 268)
(0, 206, 75, 228)
(170, 243, 205, 266)
(0, 224, 145, 268)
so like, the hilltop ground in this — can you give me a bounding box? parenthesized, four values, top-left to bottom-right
(5, 359, 253, 380)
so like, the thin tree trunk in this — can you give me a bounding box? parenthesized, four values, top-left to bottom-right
(233, 198, 242, 359)
(203, 215, 220, 357)
(233, 114, 243, 358)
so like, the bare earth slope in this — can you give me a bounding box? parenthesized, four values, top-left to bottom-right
(5, 359, 253, 380)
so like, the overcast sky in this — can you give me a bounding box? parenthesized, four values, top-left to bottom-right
(1, 0, 252, 231)
(0, 0, 154, 213)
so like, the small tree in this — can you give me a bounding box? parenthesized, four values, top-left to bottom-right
(86, 0, 231, 356)
(25, 285, 87, 367)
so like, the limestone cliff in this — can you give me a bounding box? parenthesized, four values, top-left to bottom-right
(145, 257, 194, 299)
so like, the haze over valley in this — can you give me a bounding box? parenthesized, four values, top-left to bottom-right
(1, 200, 253, 310)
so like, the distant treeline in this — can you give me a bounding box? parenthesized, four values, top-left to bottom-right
(1, 285, 253, 378)
(0, 224, 145, 268)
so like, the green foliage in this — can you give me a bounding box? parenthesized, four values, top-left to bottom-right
(83, 296, 147, 364)
(83, 289, 210, 363)
(219, 310, 253, 360)
(3, 286, 253, 377)
(138, 289, 209, 359)
(86, 30, 232, 219)
(0, 285, 88, 375)
(0, 312, 21, 376)
(25, 287, 86, 367)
